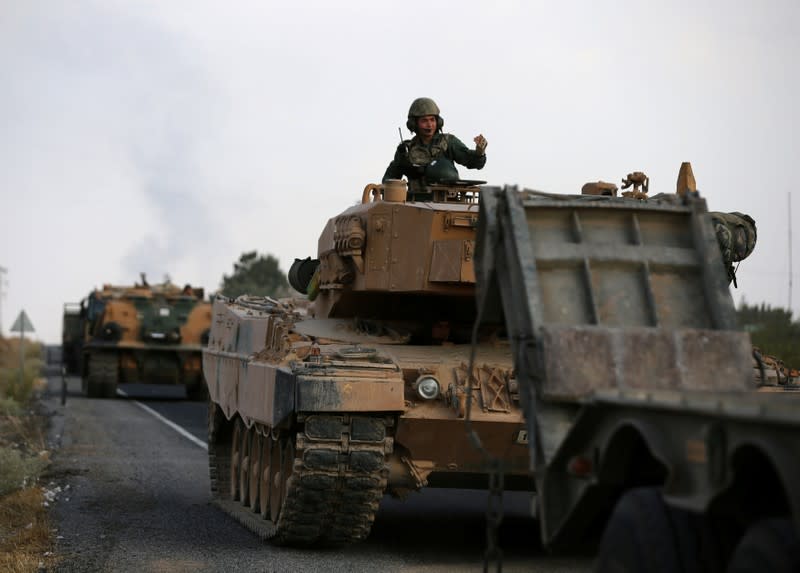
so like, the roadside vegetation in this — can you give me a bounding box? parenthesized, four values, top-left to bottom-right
(0, 335, 53, 572)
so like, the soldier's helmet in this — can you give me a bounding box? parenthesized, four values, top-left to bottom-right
(406, 97, 444, 132)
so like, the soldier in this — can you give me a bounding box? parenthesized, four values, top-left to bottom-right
(383, 97, 487, 191)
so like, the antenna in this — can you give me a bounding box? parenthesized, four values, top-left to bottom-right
(790, 192, 794, 313)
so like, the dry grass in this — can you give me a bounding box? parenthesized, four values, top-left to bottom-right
(0, 336, 54, 571)
(0, 487, 54, 573)
(0, 413, 48, 454)
(0, 336, 44, 404)
(0, 447, 48, 497)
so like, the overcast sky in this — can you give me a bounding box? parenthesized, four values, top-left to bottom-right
(1, 0, 798, 343)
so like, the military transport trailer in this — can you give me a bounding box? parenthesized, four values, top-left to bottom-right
(474, 181, 800, 571)
(71, 279, 212, 399)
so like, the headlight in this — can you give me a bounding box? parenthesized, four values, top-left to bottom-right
(415, 375, 440, 400)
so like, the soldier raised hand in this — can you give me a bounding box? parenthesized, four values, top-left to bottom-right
(473, 134, 487, 156)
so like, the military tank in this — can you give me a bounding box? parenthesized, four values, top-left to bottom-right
(203, 180, 531, 546)
(70, 277, 212, 399)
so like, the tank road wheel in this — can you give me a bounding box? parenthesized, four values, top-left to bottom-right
(248, 431, 263, 512)
(269, 433, 285, 523)
(259, 434, 272, 519)
(239, 425, 253, 508)
(229, 418, 244, 501)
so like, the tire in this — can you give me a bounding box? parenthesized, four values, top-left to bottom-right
(595, 487, 702, 573)
(727, 518, 800, 573)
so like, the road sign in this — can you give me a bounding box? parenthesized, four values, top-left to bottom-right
(10, 310, 35, 333)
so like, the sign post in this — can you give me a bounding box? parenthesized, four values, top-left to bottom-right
(10, 310, 35, 393)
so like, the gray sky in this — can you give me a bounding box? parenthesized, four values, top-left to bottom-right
(1, 0, 798, 343)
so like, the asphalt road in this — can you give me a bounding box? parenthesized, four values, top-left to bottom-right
(43, 376, 594, 573)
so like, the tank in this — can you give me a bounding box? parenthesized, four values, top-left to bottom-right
(69, 278, 212, 399)
(203, 180, 530, 546)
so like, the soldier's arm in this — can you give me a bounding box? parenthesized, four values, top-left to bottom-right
(382, 143, 407, 182)
(447, 135, 487, 170)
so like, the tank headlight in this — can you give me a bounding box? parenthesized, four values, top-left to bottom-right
(415, 375, 440, 400)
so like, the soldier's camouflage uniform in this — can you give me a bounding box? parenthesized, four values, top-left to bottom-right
(382, 133, 486, 187)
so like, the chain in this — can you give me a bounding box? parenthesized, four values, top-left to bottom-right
(468, 211, 508, 573)
(483, 460, 504, 573)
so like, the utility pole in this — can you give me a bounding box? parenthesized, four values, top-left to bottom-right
(0, 266, 7, 337)
(790, 193, 794, 313)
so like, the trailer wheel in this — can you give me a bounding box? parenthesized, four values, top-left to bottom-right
(595, 487, 701, 573)
(727, 518, 800, 573)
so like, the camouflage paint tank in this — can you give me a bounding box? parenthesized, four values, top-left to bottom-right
(70, 279, 212, 399)
(203, 181, 531, 546)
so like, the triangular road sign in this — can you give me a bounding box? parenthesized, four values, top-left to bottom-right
(10, 310, 35, 333)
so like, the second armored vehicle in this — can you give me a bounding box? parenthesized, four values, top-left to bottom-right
(67, 278, 212, 399)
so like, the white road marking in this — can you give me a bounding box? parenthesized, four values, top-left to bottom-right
(117, 388, 208, 451)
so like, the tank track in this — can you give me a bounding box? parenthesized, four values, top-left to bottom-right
(209, 413, 393, 546)
(86, 351, 118, 398)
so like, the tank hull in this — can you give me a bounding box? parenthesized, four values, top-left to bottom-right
(203, 292, 530, 545)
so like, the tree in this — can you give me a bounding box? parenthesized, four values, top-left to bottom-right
(220, 251, 290, 299)
(737, 302, 800, 367)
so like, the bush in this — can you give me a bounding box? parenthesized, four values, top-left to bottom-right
(738, 303, 800, 368)
(0, 398, 22, 416)
(0, 337, 43, 404)
(0, 447, 47, 497)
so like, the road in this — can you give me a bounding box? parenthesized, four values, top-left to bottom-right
(43, 376, 594, 573)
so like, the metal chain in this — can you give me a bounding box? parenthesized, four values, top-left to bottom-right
(469, 212, 508, 573)
(483, 460, 504, 573)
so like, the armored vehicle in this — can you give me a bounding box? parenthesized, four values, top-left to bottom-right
(203, 180, 531, 545)
(69, 279, 212, 399)
(474, 170, 800, 570)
